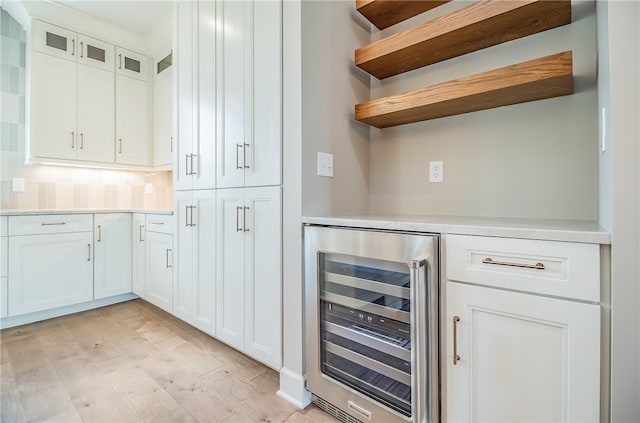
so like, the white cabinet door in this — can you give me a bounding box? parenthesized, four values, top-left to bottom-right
(132, 213, 146, 297)
(216, 0, 281, 189)
(446, 282, 600, 423)
(244, 186, 281, 369)
(30, 52, 77, 161)
(216, 186, 281, 367)
(153, 66, 173, 167)
(77, 34, 114, 71)
(1, 228, 7, 318)
(77, 63, 115, 163)
(146, 230, 173, 313)
(175, 189, 216, 335)
(116, 47, 148, 80)
(175, 0, 216, 191)
(216, 188, 246, 350)
(33, 20, 76, 60)
(94, 214, 132, 299)
(8, 232, 93, 316)
(116, 74, 149, 166)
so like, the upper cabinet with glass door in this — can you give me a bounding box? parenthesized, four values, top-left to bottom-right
(153, 50, 174, 168)
(30, 20, 116, 164)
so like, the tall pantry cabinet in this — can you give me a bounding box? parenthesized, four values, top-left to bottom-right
(175, 0, 282, 370)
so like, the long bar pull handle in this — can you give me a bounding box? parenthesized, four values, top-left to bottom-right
(243, 143, 250, 169)
(118, 138, 123, 154)
(41, 222, 66, 226)
(236, 144, 243, 169)
(80, 41, 84, 58)
(97, 225, 102, 242)
(189, 205, 196, 227)
(80, 133, 84, 150)
(185, 205, 191, 227)
(243, 206, 249, 232)
(166, 249, 172, 268)
(185, 154, 190, 176)
(71, 132, 75, 148)
(87, 244, 91, 262)
(409, 258, 428, 423)
(72, 39, 76, 56)
(190, 154, 196, 175)
(119, 53, 122, 69)
(236, 206, 243, 232)
(139, 225, 144, 242)
(150, 221, 165, 225)
(482, 257, 545, 270)
(453, 316, 461, 365)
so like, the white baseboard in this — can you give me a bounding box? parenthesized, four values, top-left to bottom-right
(278, 366, 311, 409)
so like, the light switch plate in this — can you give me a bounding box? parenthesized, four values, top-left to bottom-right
(12, 178, 25, 192)
(317, 152, 334, 177)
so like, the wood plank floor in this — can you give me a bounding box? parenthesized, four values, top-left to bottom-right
(0, 299, 338, 423)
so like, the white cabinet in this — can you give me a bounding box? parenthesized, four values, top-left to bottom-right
(116, 47, 150, 166)
(216, 0, 281, 189)
(174, 190, 216, 335)
(7, 215, 93, 316)
(132, 213, 146, 297)
(1, 216, 7, 318)
(30, 21, 115, 164)
(445, 235, 601, 422)
(94, 213, 132, 299)
(175, 0, 216, 191)
(145, 215, 173, 313)
(216, 186, 281, 368)
(153, 51, 174, 167)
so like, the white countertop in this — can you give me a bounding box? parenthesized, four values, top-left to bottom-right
(302, 214, 611, 244)
(0, 209, 173, 216)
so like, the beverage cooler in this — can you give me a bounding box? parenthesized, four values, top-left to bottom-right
(304, 225, 439, 423)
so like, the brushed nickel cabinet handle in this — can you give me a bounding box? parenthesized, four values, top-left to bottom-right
(119, 53, 122, 69)
(243, 206, 249, 232)
(41, 222, 66, 226)
(97, 225, 102, 242)
(80, 41, 83, 58)
(482, 257, 545, 270)
(190, 205, 196, 227)
(166, 248, 172, 268)
(236, 144, 243, 169)
(87, 244, 91, 262)
(139, 225, 144, 242)
(118, 138, 123, 154)
(453, 316, 461, 365)
(243, 143, 249, 169)
(72, 38, 76, 56)
(80, 133, 84, 149)
(236, 206, 243, 232)
(71, 132, 75, 148)
(185, 205, 190, 227)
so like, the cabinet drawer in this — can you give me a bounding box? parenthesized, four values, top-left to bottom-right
(145, 214, 173, 234)
(446, 234, 600, 302)
(9, 214, 93, 236)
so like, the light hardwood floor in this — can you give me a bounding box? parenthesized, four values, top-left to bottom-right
(0, 299, 338, 423)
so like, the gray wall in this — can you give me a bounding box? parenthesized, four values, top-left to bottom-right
(301, 0, 370, 217)
(367, 1, 599, 220)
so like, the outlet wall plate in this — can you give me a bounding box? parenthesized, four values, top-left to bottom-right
(429, 160, 443, 183)
(317, 152, 334, 177)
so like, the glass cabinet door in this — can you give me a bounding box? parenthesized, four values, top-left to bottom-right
(116, 47, 148, 81)
(78, 35, 114, 71)
(33, 20, 77, 61)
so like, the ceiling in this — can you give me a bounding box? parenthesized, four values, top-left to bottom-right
(52, 0, 174, 35)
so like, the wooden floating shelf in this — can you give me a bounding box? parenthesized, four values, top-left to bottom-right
(355, 51, 574, 128)
(356, 0, 451, 30)
(355, 0, 572, 79)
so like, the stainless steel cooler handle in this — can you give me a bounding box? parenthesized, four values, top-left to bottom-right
(410, 258, 427, 423)
(410, 255, 439, 423)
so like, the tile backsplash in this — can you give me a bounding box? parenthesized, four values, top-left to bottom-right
(0, 8, 173, 211)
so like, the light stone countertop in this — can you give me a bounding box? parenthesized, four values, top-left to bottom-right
(0, 209, 173, 216)
(302, 214, 611, 244)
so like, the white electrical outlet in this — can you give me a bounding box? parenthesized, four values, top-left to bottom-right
(429, 161, 443, 183)
(317, 152, 334, 177)
(12, 178, 25, 192)
(144, 183, 153, 194)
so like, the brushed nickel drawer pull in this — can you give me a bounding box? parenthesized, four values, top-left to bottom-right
(243, 143, 250, 169)
(80, 41, 84, 58)
(87, 244, 91, 262)
(236, 206, 243, 232)
(482, 257, 545, 270)
(71, 131, 75, 148)
(150, 221, 165, 225)
(41, 222, 66, 226)
(80, 132, 84, 149)
(166, 248, 172, 268)
(97, 225, 102, 242)
(139, 225, 144, 242)
(243, 206, 249, 232)
(190, 205, 196, 227)
(453, 316, 461, 365)
(236, 144, 243, 169)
